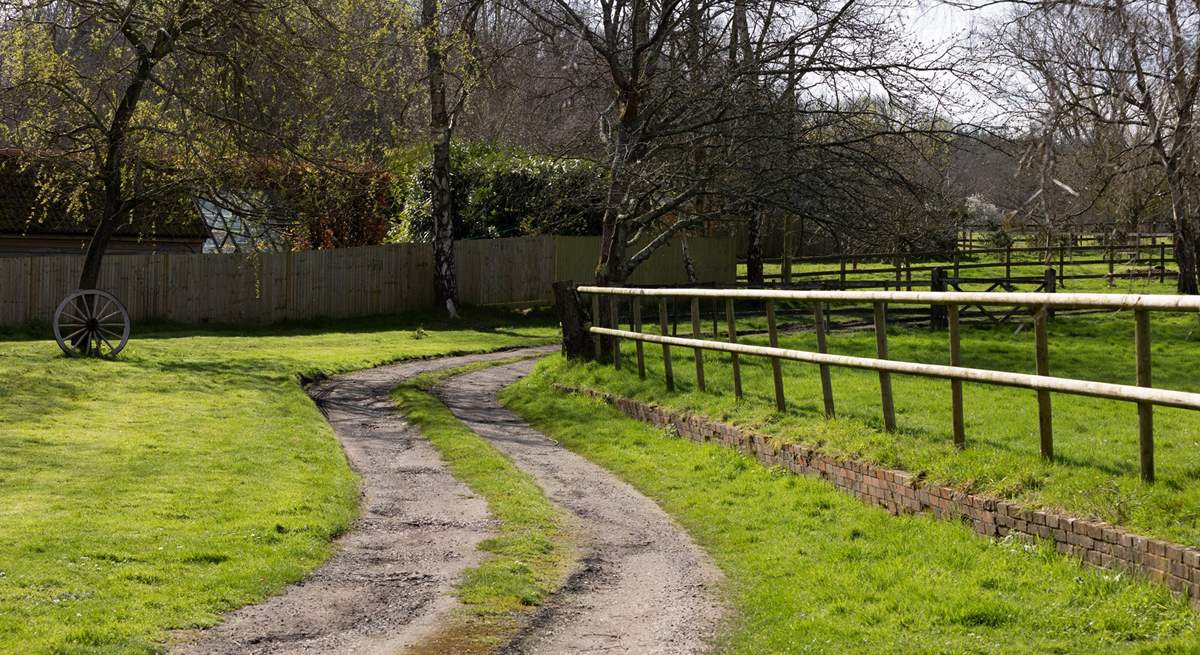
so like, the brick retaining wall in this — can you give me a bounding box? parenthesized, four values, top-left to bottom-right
(557, 384, 1200, 608)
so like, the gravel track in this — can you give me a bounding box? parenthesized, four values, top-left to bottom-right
(172, 347, 724, 655)
(172, 347, 555, 655)
(435, 359, 726, 655)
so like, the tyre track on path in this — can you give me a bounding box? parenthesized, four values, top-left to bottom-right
(172, 346, 555, 655)
(435, 359, 726, 655)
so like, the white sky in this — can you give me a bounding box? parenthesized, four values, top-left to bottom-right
(907, 2, 980, 43)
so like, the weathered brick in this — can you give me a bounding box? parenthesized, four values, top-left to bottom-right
(599, 392, 1200, 606)
(1184, 550, 1200, 569)
(1165, 544, 1186, 563)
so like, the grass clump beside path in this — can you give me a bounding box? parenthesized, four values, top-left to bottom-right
(393, 361, 575, 654)
(551, 308, 1200, 549)
(503, 365, 1200, 654)
(0, 309, 556, 655)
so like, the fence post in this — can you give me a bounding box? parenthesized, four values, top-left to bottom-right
(1005, 245, 1012, 279)
(813, 301, 835, 418)
(1136, 310, 1154, 483)
(1160, 244, 1167, 284)
(591, 293, 602, 359)
(953, 249, 961, 277)
(658, 298, 674, 391)
(725, 298, 743, 399)
(1058, 245, 1066, 284)
(840, 259, 847, 285)
(930, 267, 947, 329)
(1044, 267, 1057, 319)
(873, 302, 897, 432)
(632, 298, 646, 379)
(690, 297, 706, 391)
(1107, 244, 1115, 287)
(552, 281, 592, 360)
(766, 300, 786, 411)
(610, 295, 621, 370)
(1034, 306, 1054, 461)
(782, 218, 793, 285)
(948, 304, 965, 449)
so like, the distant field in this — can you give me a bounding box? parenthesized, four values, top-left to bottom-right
(738, 250, 1177, 296)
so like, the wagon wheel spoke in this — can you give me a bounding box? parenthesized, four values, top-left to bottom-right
(96, 308, 122, 323)
(95, 299, 113, 322)
(63, 326, 88, 343)
(99, 334, 116, 353)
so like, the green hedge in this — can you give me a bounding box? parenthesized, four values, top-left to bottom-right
(389, 143, 606, 242)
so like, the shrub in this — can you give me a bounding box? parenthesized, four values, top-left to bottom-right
(389, 142, 606, 242)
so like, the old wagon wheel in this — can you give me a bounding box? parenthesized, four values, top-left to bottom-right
(53, 290, 131, 358)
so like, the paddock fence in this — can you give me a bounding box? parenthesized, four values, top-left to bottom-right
(0, 235, 735, 326)
(745, 241, 1177, 287)
(576, 285, 1200, 483)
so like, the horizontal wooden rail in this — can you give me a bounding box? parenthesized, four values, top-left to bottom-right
(577, 286, 1200, 312)
(578, 285, 1196, 482)
(588, 327, 1200, 411)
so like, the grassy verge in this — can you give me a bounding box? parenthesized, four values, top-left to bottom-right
(502, 366, 1200, 654)
(0, 309, 556, 654)
(554, 306, 1200, 548)
(392, 360, 575, 654)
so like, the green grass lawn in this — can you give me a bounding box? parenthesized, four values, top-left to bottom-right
(0, 310, 556, 655)
(503, 368, 1200, 654)
(392, 361, 575, 654)
(549, 305, 1200, 549)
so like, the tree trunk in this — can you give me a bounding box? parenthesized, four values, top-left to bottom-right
(1159, 164, 1200, 293)
(553, 281, 592, 359)
(78, 207, 121, 290)
(745, 211, 765, 286)
(681, 235, 698, 283)
(1173, 217, 1199, 295)
(424, 0, 459, 317)
(78, 51, 156, 290)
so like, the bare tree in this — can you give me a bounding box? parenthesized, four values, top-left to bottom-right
(981, 0, 1200, 292)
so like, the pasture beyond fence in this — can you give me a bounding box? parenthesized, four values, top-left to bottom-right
(747, 241, 1176, 287)
(576, 285, 1200, 483)
(0, 235, 734, 326)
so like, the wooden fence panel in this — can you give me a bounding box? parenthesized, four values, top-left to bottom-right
(0, 236, 734, 326)
(554, 235, 736, 289)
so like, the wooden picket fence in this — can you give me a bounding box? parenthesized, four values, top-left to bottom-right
(578, 285, 1200, 483)
(0, 235, 735, 326)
